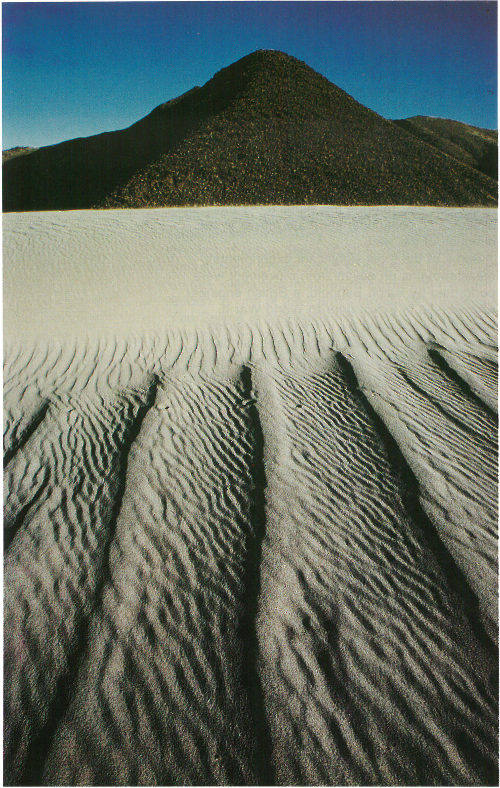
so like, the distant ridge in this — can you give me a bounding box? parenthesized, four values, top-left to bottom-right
(2, 146, 38, 162)
(3, 50, 497, 210)
(393, 116, 498, 180)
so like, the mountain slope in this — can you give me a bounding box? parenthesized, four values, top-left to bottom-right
(2, 147, 38, 163)
(394, 116, 498, 180)
(3, 50, 497, 211)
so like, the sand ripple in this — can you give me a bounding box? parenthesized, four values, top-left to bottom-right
(4, 307, 498, 786)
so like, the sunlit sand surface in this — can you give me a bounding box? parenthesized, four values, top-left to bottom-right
(4, 207, 498, 785)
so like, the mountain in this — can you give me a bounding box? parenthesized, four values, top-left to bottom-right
(2, 146, 38, 163)
(3, 50, 497, 211)
(393, 116, 497, 180)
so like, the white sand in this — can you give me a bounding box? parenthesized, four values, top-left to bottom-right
(3, 207, 498, 786)
(3, 206, 497, 339)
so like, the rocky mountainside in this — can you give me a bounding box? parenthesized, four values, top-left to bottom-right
(3, 50, 497, 210)
(2, 146, 38, 163)
(393, 116, 497, 180)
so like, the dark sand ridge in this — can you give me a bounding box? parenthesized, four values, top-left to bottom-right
(2, 50, 497, 211)
(4, 305, 498, 785)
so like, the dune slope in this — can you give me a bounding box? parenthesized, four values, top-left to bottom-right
(4, 306, 498, 786)
(3, 206, 498, 785)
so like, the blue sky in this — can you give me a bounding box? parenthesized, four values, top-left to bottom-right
(2, 1, 497, 149)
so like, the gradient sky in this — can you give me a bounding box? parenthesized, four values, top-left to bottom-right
(2, 1, 497, 149)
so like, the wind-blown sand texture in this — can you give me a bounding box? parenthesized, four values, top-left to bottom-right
(3, 207, 498, 786)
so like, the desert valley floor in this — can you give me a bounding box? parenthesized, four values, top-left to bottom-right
(3, 207, 498, 786)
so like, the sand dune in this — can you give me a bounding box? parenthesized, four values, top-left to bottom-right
(3, 207, 497, 340)
(4, 306, 498, 785)
(3, 207, 498, 785)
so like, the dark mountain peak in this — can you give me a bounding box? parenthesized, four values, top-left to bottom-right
(193, 48, 347, 113)
(218, 48, 332, 85)
(3, 50, 497, 211)
(138, 48, 349, 143)
(210, 48, 308, 78)
(144, 50, 312, 122)
(239, 48, 296, 60)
